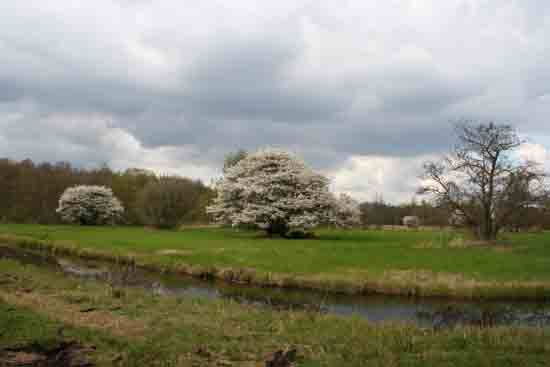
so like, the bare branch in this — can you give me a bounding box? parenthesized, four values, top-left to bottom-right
(419, 121, 547, 240)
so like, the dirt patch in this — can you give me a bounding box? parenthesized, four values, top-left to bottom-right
(448, 239, 522, 252)
(383, 269, 468, 285)
(265, 348, 297, 367)
(1, 339, 95, 366)
(413, 241, 443, 249)
(155, 249, 193, 256)
(448, 239, 484, 248)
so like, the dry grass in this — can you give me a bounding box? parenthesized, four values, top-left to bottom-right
(155, 249, 194, 256)
(447, 238, 489, 248)
(446, 238, 528, 253)
(412, 240, 443, 249)
(368, 225, 454, 231)
(0, 290, 147, 339)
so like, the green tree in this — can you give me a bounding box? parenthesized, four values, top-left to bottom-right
(136, 177, 204, 229)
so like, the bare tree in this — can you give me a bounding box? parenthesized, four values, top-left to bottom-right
(419, 121, 547, 240)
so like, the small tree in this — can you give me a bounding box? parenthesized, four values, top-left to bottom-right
(331, 193, 362, 228)
(208, 148, 343, 236)
(419, 121, 547, 240)
(136, 177, 203, 229)
(57, 185, 124, 225)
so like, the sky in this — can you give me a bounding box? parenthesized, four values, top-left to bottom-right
(1, 0, 550, 203)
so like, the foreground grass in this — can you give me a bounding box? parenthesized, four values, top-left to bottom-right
(0, 299, 154, 366)
(1, 258, 550, 366)
(1, 224, 550, 299)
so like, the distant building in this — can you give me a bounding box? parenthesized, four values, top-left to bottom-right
(402, 216, 420, 228)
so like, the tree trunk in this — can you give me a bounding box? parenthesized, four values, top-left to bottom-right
(479, 220, 497, 241)
(266, 222, 289, 237)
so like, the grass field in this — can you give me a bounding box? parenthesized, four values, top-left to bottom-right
(1, 224, 550, 299)
(1, 258, 550, 366)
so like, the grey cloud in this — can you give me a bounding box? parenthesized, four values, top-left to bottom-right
(0, 78, 23, 102)
(180, 34, 350, 123)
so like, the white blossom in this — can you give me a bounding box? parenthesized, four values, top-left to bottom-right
(208, 148, 360, 235)
(56, 185, 124, 225)
(330, 193, 362, 228)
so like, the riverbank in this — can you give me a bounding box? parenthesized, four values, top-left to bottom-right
(1, 224, 550, 300)
(5, 244, 550, 327)
(2, 257, 550, 366)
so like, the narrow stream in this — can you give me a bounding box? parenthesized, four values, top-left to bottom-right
(2, 244, 550, 329)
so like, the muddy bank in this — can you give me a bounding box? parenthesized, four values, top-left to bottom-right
(1, 339, 95, 367)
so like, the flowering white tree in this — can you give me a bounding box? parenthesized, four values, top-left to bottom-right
(330, 193, 362, 228)
(208, 148, 360, 236)
(57, 185, 124, 225)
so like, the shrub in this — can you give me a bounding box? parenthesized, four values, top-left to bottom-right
(136, 177, 202, 229)
(56, 185, 124, 225)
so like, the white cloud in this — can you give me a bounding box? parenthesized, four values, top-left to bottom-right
(519, 142, 550, 171)
(103, 131, 218, 182)
(328, 155, 434, 204)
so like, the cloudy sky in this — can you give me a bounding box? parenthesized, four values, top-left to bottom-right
(1, 1, 549, 203)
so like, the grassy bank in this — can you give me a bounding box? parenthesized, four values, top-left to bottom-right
(1, 258, 550, 366)
(1, 224, 550, 299)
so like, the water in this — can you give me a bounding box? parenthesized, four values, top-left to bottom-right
(2, 244, 549, 328)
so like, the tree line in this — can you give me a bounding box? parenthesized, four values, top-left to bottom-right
(360, 197, 550, 230)
(0, 158, 214, 227)
(360, 197, 449, 227)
